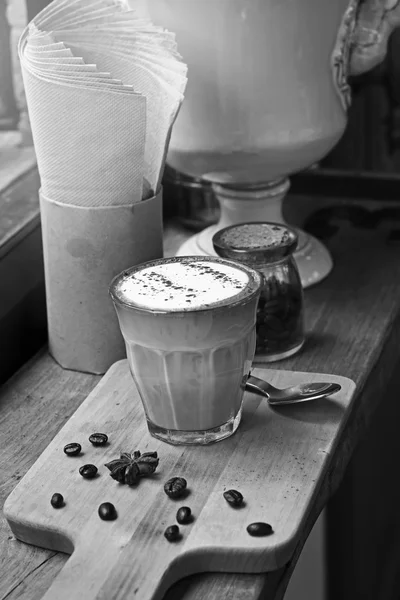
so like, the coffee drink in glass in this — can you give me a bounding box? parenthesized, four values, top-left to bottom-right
(109, 256, 262, 445)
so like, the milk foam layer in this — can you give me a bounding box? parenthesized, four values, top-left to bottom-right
(115, 259, 249, 311)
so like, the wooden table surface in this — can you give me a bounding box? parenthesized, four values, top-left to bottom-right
(2, 213, 400, 600)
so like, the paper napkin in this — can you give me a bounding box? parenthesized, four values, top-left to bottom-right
(19, 0, 188, 206)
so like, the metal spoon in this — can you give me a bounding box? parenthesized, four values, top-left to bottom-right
(246, 374, 341, 406)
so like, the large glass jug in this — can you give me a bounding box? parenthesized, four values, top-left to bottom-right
(134, 0, 400, 286)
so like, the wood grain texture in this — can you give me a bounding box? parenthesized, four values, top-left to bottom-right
(0, 165, 39, 254)
(2, 216, 400, 599)
(3, 360, 354, 600)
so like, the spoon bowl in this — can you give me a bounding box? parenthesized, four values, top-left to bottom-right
(246, 374, 341, 406)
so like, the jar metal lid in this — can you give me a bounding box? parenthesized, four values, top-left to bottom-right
(212, 222, 298, 265)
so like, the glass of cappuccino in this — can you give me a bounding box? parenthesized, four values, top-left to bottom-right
(109, 256, 262, 445)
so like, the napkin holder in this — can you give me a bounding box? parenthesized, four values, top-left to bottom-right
(39, 189, 163, 375)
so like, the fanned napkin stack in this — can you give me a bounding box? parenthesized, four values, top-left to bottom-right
(19, 0, 187, 205)
(18, 0, 188, 375)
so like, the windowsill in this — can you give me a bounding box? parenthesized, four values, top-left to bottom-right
(0, 131, 38, 257)
(0, 163, 40, 258)
(0, 144, 36, 190)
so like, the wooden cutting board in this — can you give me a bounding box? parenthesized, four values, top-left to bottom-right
(4, 359, 355, 600)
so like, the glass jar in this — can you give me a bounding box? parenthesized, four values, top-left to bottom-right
(162, 165, 219, 231)
(213, 222, 305, 362)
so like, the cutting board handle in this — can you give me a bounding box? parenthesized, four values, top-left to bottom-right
(40, 536, 177, 600)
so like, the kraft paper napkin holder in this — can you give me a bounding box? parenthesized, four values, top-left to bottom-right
(40, 189, 163, 375)
(20, 0, 187, 375)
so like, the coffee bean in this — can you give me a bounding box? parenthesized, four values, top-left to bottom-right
(79, 464, 98, 479)
(176, 506, 192, 524)
(50, 493, 64, 509)
(164, 477, 187, 499)
(98, 502, 117, 521)
(164, 525, 180, 542)
(89, 433, 108, 446)
(63, 443, 81, 456)
(223, 489, 244, 507)
(246, 522, 273, 537)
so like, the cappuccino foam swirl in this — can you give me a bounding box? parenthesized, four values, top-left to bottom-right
(115, 259, 249, 311)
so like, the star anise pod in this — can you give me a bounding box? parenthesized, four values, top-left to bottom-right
(104, 451, 159, 486)
(124, 462, 140, 486)
(136, 452, 159, 476)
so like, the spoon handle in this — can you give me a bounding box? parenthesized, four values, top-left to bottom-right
(245, 375, 273, 398)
